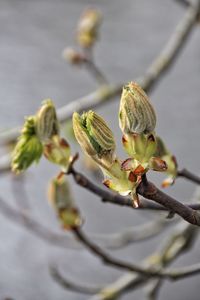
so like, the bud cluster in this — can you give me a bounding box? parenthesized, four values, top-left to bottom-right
(73, 82, 177, 207)
(11, 99, 71, 173)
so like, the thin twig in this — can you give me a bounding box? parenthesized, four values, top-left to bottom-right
(50, 265, 102, 294)
(0, 196, 80, 249)
(72, 227, 200, 279)
(84, 60, 109, 85)
(94, 219, 173, 250)
(88, 222, 198, 300)
(0, 195, 172, 250)
(138, 0, 200, 91)
(178, 168, 200, 185)
(175, 0, 191, 8)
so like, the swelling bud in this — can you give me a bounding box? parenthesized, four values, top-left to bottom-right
(36, 99, 59, 142)
(11, 117, 43, 174)
(119, 82, 156, 135)
(73, 111, 116, 169)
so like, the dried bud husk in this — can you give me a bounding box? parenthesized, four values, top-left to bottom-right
(48, 175, 82, 230)
(36, 99, 59, 142)
(119, 82, 156, 135)
(155, 136, 178, 187)
(43, 135, 71, 171)
(11, 116, 43, 173)
(77, 8, 102, 48)
(73, 111, 116, 169)
(62, 47, 86, 65)
(149, 157, 168, 172)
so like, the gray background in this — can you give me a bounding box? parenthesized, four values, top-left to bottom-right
(0, 0, 200, 299)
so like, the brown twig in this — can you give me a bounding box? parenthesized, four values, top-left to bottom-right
(178, 168, 200, 185)
(72, 226, 200, 279)
(138, 174, 200, 226)
(69, 167, 200, 225)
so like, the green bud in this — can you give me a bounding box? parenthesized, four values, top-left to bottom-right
(43, 135, 71, 171)
(48, 175, 82, 230)
(73, 111, 116, 168)
(119, 82, 156, 135)
(11, 117, 43, 173)
(36, 99, 59, 142)
(77, 8, 102, 48)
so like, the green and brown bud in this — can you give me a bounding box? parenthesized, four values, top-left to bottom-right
(73, 111, 116, 168)
(149, 157, 168, 172)
(43, 135, 71, 171)
(119, 82, 156, 135)
(155, 136, 178, 187)
(77, 8, 102, 48)
(36, 99, 59, 142)
(62, 47, 86, 65)
(11, 117, 43, 173)
(48, 175, 82, 230)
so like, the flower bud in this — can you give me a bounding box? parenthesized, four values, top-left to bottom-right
(73, 111, 116, 168)
(48, 175, 82, 230)
(119, 82, 156, 135)
(36, 99, 59, 142)
(11, 117, 43, 173)
(77, 8, 102, 48)
(62, 47, 86, 65)
(43, 135, 71, 171)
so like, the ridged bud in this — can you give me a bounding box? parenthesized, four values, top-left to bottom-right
(73, 111, 116, 167)
(119, 82, 156, 135)
(11, 117, 43, 173)
(36, 99, 59, 142)
(48, 175, 82, 230)
(77, 8, 102, 48)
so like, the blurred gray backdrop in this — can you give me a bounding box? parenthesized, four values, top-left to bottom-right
(0, 0, 200, 299)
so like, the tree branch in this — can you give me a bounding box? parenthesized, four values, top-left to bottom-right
(138, 175, 200, 226)
(88, 222, 198, 300)
(69, 167, 200, 225)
